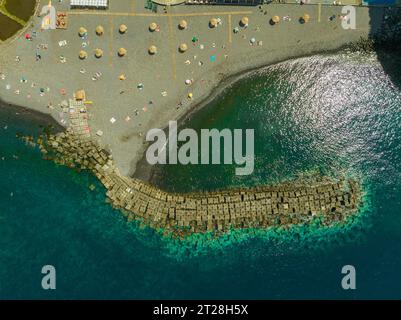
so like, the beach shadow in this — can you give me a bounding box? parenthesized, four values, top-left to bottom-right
(369, 5, 401, 88)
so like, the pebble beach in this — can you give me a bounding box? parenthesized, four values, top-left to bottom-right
(0, 0, 386, 176)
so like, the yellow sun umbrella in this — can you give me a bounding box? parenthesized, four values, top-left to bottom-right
(209, 18, 218, 28)
(240, 16, 249, 27)
(94, 48, 103, 58)
(78, 27, 87, 37)
(179, 20, 188, 30)
(118, 47, 127, 57)
(119, 74, 126, 81)
(119, 24, 127, 34)
(75, 90, 86, 101)
(272, 16, 280, 24)
(302, 14, 310, 23)
(179, 43, 188, 53)
(79, 50, 87, 60)
(95, 25, 104, 36)
(149, 22, 157, 32)
(148, 45, 157, 55)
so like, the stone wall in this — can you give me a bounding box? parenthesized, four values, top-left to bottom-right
(38, 131, 362, 238)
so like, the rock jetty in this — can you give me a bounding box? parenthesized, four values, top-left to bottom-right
(37, 131, 362, 238)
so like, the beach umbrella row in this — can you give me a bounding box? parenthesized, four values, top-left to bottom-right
(79, 25, 128, 37)
(150, 20, 189, 31)
(79, 48, 128, 59)
(78, 14, 312, 60)
(210, 17, 251, 28)
(81, 18, 318, 35)
(81, 19, 246, 38)
(77, 13, 311, 61)
(79, 44, 193, 58)
(82, 14, 310, 40)
(269, 14, 311, 25)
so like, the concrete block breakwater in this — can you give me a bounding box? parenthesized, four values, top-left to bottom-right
(38, 131, 362, 238)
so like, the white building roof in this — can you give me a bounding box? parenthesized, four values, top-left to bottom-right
(70, 0, 109, 7)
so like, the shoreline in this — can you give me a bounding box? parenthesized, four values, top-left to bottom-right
(0, 40, 374, 184)
(1, 38, 398, 187)
(0, 97, 65, 133)
(0, 39, 391, 185)
(133, 40, 379, 185)
(0, 2, 389, 177)
(1, 2, 399, 182)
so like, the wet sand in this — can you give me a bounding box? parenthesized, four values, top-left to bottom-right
(0, 98, 64, 133)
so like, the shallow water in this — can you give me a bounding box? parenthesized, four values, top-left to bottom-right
(1, 51, 401, 299)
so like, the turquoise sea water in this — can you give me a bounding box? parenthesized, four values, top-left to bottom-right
(1, 51, 401, 299)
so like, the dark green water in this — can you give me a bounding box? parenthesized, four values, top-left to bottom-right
(1, 51, 401, 299)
